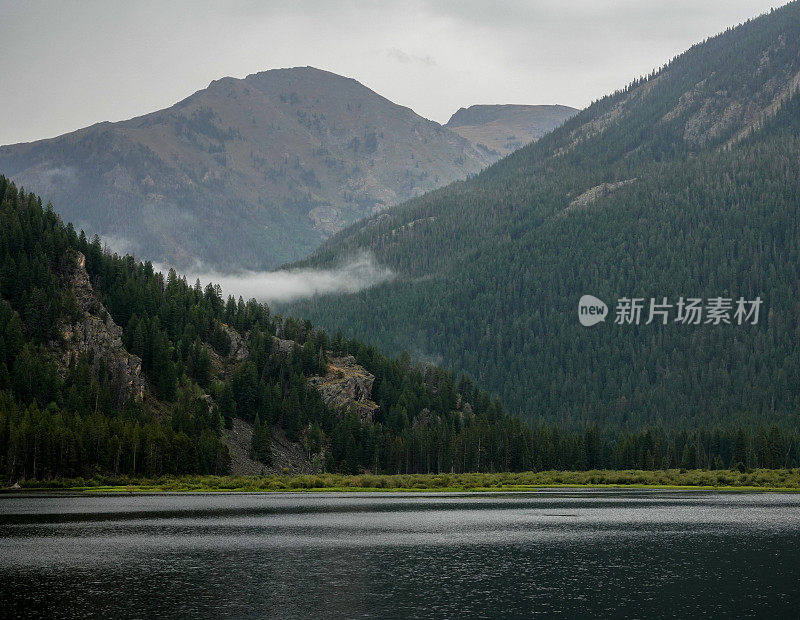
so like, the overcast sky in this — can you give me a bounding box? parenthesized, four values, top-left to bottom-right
(0, 0, 787, 146)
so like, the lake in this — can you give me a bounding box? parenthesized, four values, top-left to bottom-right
(1, 491, 799, 618)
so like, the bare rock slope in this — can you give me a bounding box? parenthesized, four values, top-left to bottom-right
(222, 418, 318, 476)
(222, 348, 380, 475)
(55, 252, 145, 404)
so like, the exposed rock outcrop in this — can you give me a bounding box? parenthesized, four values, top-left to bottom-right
(308, 205, 345, 237)
(565, 179, 636, 213)
(221, 418, 269, 476)
(272, 336, 297, 354)
(308, 355, 378, 422)
(725, 65, 800, 148)
(224, 324, 249, 360)
(222, 417, 319, 476)
(57, 252, 145, 401)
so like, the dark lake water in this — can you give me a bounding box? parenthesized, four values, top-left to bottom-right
(1, 491, 799, 618)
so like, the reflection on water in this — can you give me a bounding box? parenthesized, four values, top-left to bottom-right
(1, 491, 799, 618)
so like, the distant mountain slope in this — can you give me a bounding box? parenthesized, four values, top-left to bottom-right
(285, 3, 800, 429)
(0, 67, 493, 271)
(446, 104, 577, 157)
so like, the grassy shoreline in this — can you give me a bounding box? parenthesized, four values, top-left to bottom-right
(6, 468, 800, 493)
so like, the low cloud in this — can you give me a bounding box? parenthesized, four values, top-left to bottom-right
(166, 252, 393, 304)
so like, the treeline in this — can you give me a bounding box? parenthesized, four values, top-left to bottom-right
(6, 378, 798, 479)
(324, 416, 800, 475)
(0, 390, 229, 480)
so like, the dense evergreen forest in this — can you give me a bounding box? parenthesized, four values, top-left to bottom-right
(5, 6, 800, 481)
(286, 3, 800, 432)
(1, 178, 800, 482)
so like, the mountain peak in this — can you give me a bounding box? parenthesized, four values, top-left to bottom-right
(446, 104, 575, 127)
(0, 67, 492, 271)
(445, 103, 578, 157)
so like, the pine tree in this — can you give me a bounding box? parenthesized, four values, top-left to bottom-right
(250, 413, 272, 466)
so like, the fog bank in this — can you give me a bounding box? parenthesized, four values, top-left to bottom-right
(163, 253, 392, 304)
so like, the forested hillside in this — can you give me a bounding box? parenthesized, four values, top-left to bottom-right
(1, 178, 799, 479)
(0, 177, 542, 481)
(285, 4, 800, 432)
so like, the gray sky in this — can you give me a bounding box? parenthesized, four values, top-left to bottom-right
(0, 0, 786, 146)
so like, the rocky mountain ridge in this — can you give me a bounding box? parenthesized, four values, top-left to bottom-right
(0, 67, 495, 271)
(446, 104, 577, 157)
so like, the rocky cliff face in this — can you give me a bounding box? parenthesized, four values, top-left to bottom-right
(57, 252, 146, 402)
(224, 324, 249, 361)
(272, 336, 297, 355)
(308, 355, 378, 422)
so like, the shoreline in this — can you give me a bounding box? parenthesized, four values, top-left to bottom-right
(5, 469, 800, 494)
(4, 485, 798, 495)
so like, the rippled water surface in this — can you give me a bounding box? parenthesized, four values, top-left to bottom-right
(2, 491, 799, 618)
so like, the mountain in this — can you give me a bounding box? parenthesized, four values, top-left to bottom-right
(446, 104, 577, 157)
(284, 3, 800, 434)
(0, 67, 494, 271)
(0, 176, 558, 481)
(2, 179, 796, 477)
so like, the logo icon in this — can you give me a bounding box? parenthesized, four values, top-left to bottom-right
(579, 295, 608, 327)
